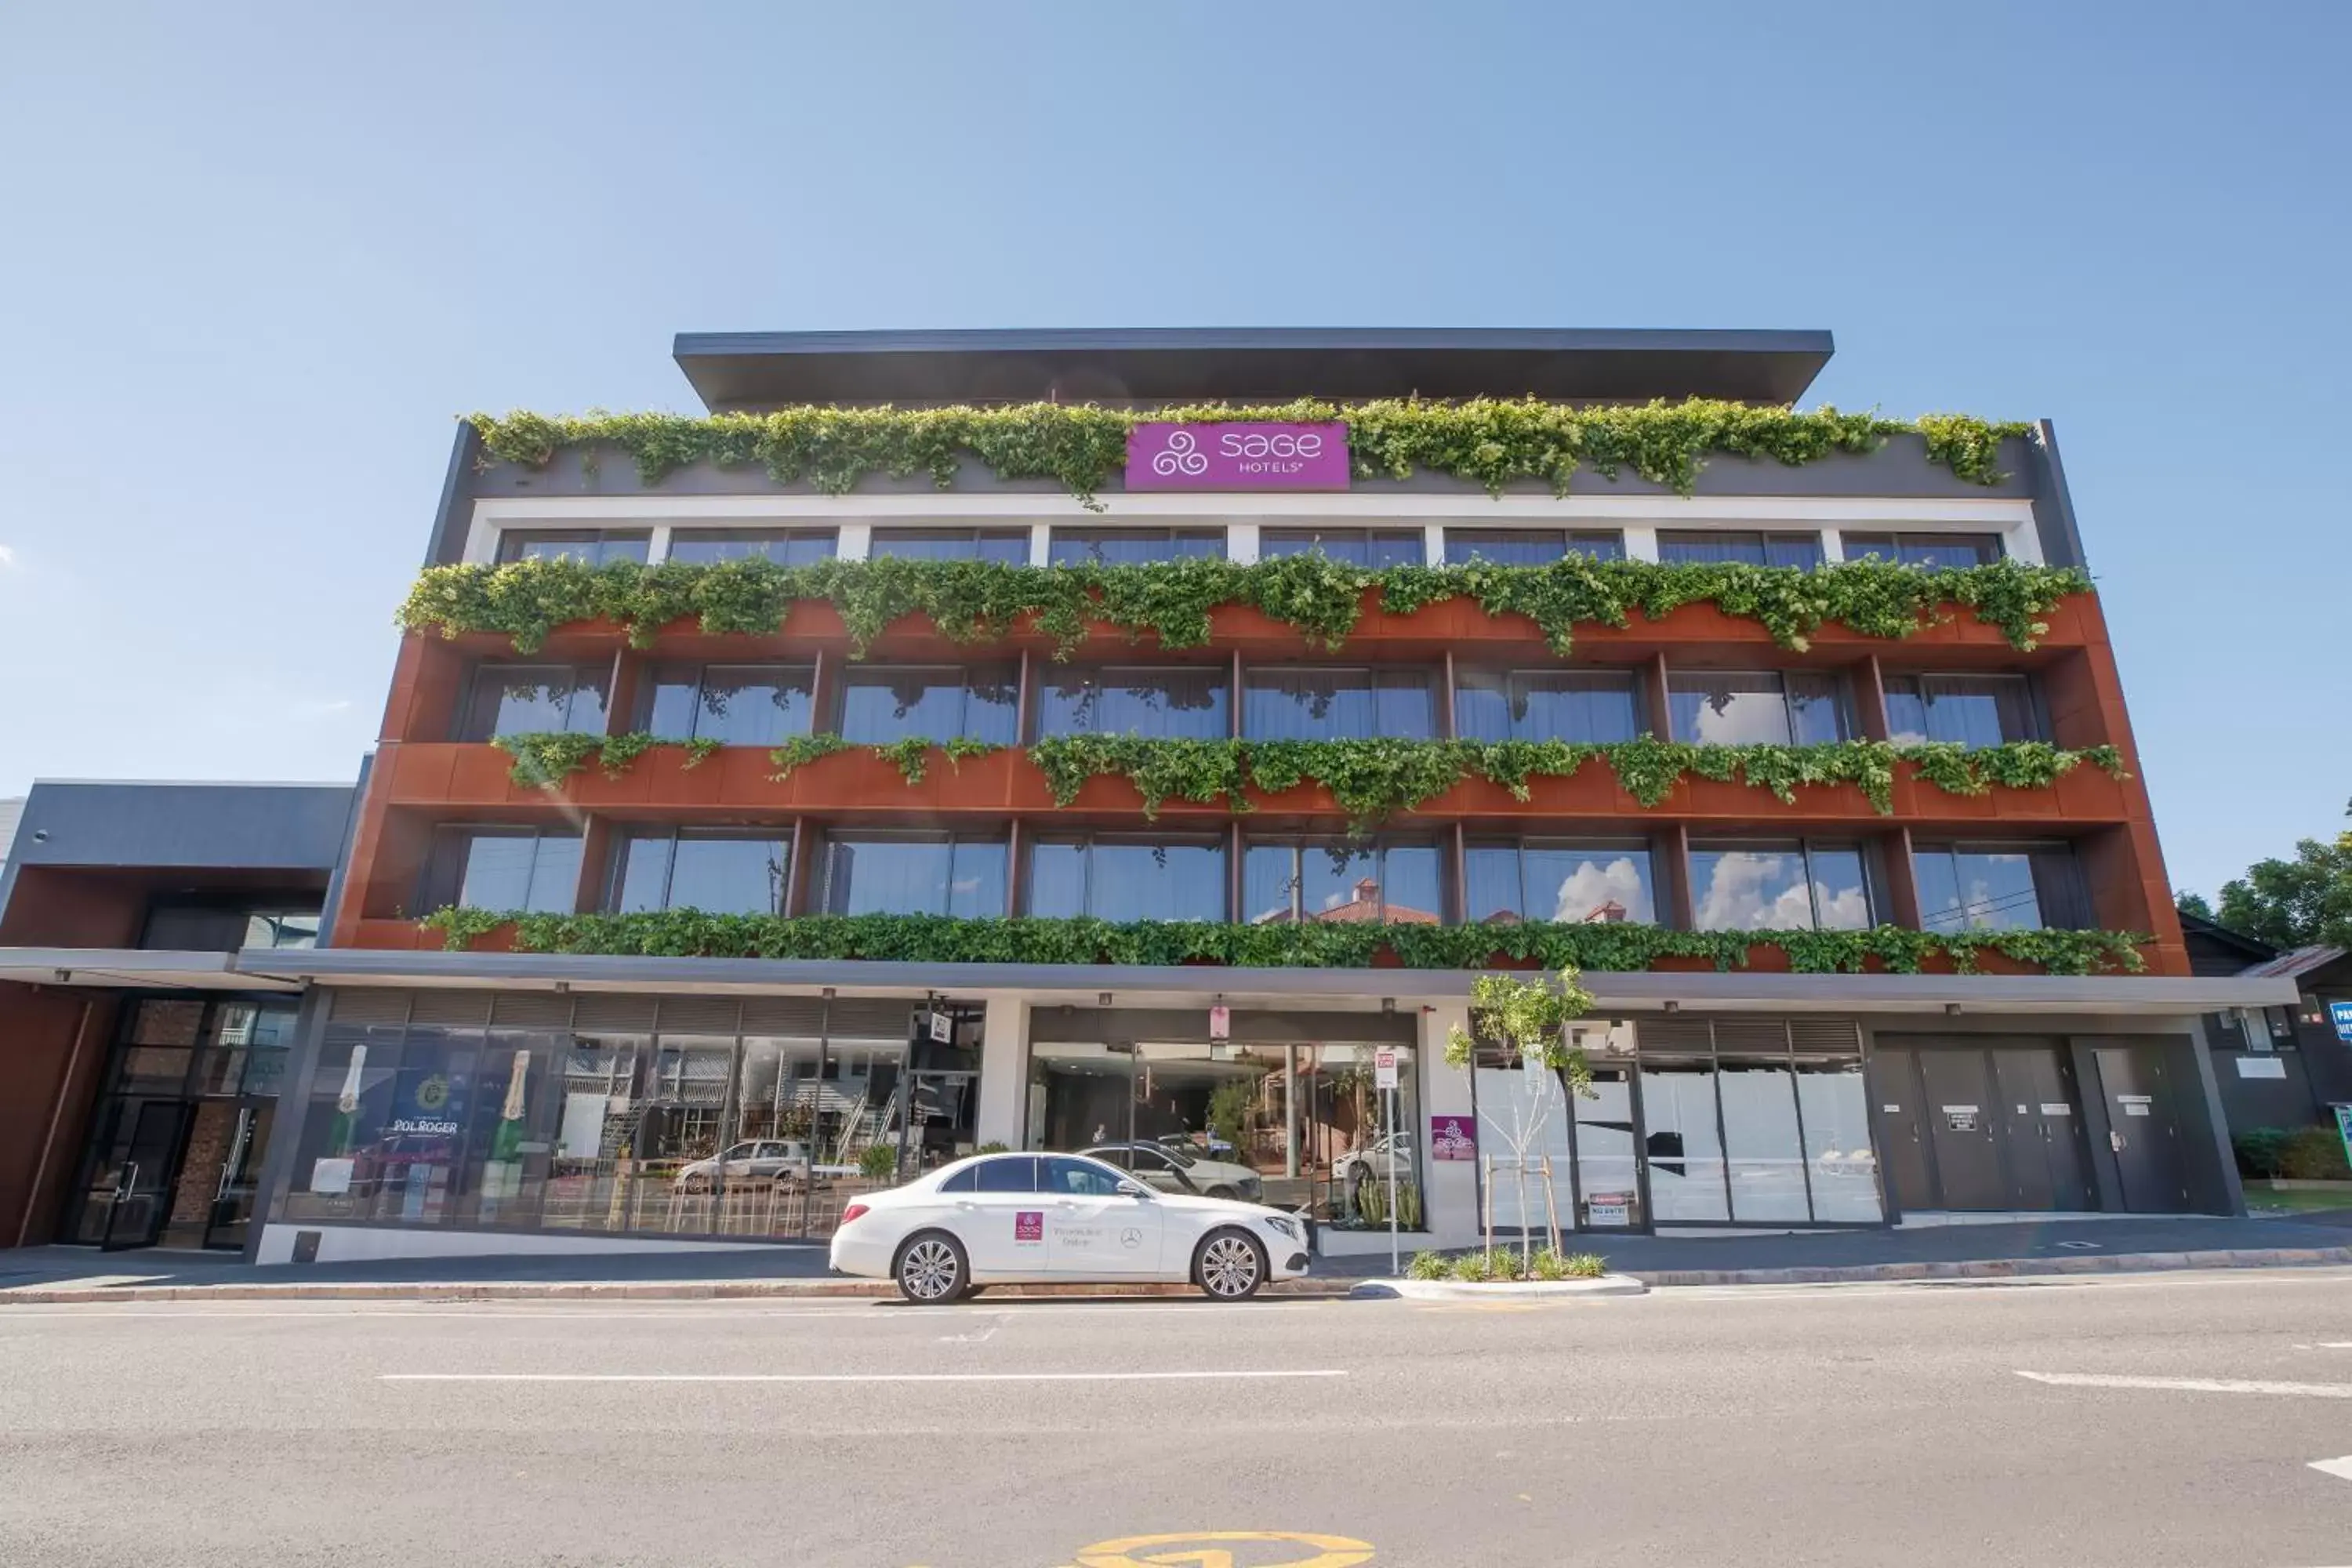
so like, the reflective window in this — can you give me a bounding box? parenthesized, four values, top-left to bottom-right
(665, 528, 836, 566)
(975, 1155, 1041, 1193)
(868, 527, 1029, 564)
(1036, 666, 1228, 739)
(838, 665, 1018, 746)
(1047, 528, 1225, 566)
(1260, 528, 1424, 568)
(1689, 841, 1873, 931)
(1466, 840, 1656, 924)
(1444, 528, 1624, 566)
(1719, 1060, 1809, 1221)
(641, 663, 815, 746)
(1243, 667, 1436, 740)
(458, 663, 611, 741)
(822, 834, 1007, 918)
(1796, 1059, 1882, 1221)
(1043, 1155, 1127, 1196)
(1026, 837, 1227, 922)
(1882, 673, 2042, 748)
(1657, 531, 1826, 569)
(1243, 840, 1444, 924)
(142, 903, 321, 953)
(1454, 669, 1642, 743)
(1842, 532, 2005, 569)
(612, 830, 789, 915)
(1640, 1061, 1730, 1221)
(495, 530, 650, 567)
(426, 828, 582, 913)
(1913, 842, 2085, 931)
(939, 1163, 979, 1192)
(1668, 670, 1848, 745)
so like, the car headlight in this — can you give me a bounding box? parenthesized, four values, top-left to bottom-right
(1262, 1214, 1301, 1241)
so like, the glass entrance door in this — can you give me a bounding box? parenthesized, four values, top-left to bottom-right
(1572, 1065, 1646, 1232)
(201, 1101, 274, 1250)
(99, 1100, 195, 1251)
(902, 1071, 978, 1175)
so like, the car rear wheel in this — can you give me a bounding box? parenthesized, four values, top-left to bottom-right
(1195, 1229, 1267, 1301)
(893, 1231, 967, 1305)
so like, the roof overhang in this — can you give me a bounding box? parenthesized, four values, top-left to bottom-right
(672, 327, 1835, 412)
(238, 949, 2299, 1018)
(0, 948, 303, 993)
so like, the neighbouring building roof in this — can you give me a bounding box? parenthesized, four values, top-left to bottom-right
(2243, 945, 2350, 983)
(0, 798, 21, 877)
(672, 326, 1836, 412)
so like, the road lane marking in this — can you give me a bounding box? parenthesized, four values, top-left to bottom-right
(1071, 1532, 1374, 1568)
(2311, 1455, 2352, 1483)
(382, 1369, 1349, 1384)
(2017, 1371, 2352, 1398)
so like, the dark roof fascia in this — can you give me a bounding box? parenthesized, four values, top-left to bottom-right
(672, 326, 1836, 412)
(2179, 911, 2278, 963)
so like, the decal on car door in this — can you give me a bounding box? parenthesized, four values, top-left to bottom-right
(1014, 1211, 1043, 1243)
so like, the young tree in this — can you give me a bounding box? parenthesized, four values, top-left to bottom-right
(2216, 799, 2352, 949)
(1443, 967, 1597, 1270)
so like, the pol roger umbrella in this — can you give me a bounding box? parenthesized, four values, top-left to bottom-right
(492, 1051, 529, 1163)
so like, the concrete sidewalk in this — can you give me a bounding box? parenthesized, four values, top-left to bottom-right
(3, 1210, 2348, 1302)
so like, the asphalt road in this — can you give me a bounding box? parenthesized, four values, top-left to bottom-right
(3, 1269, 2351, 1568)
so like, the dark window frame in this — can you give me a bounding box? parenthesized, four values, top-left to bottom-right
(456, 662, 613, 742)
(1685, 837, 1880, 932)
(1443, 528, 1626, 566)
(493, 529, 651, 567)
(1023, 832, 1231, 922)
(662, 528, 837, 566)
(1465, 837, 1661, 927)
(1454, 666, 1646, 744)
(1240, 664, 1442, 741)
(819, 830, 1011, 919)
(1243, 837, 1448, 925)
(1258, 527, 1426, 568)
(1033, 663, 1232, 741)
(607, 826, 794, 916)
(1911, 839, 2090, 933)
(1840, 532, 2006, 568)
(1666, 668, 1852, 746)
(1656, 530, 1827, 569)
(866, 526, 1031, 564)
(635, 661, 818, 746)
(835, 662, 1022, 746)
(1881, 671, 2048, 748)
(420, 825, 584, 914)
(1046, 526, 1227, 566)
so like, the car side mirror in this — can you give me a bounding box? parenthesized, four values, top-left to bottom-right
(1116, 1181, 1153, 1200)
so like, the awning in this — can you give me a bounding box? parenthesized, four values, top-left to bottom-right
(0, 948, 303, 993)
(232, 947, 2299, 1018)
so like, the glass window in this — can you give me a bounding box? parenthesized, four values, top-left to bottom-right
(1043, 1155, 1127, 1196)
(1914, 843, 2084, 931)
(1795, 1059, 1882, 1221)
(822, 834, 1007, 917)
(1445, 529, 1624, 566)
(1882, 673, 2042, 748)
(837, 665, 1018, 746)
(428, 828, 582, 913)
(1842, 532, 2004, 569)
(244, 911, 321, 949)
(612, 830, 790, 915)
(1025, 837, 1226, 922)
(868, 527, 1029, 564)
(1260, 528, 1424, 568)
(975, 1155, 1040, 1193)
(1690, 841, 1873, 931)
(1047, 528, 1225, 566)
(495, 530, 650, 567)
(457, 663, 611, 741)
(1467, 840, 1657, 925)
(1668, 670, 1848, 745)
(1719, 1060, 1809, 1222)
(1454, 670, 1641, 743)
(1244, 840, 1444, 924)
(1657, 531, 1825, 569)
(1242, 667, 1436, 740)
(641, 663, 815, 746)
(664, 528, 835, 566)
(939, 1163, 979, 1193)
(1036, 666, 1228, 739)
(1640, 1061, 1730, 1221)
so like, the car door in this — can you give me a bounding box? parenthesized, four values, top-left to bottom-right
(1041, 1155, 1163, 1276)
(956, 1154, 1047, 1276)
(1126, 1145, 1189, 1195)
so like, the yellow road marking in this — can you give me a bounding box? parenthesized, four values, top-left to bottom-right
(1070, 1530, 1374, 1567)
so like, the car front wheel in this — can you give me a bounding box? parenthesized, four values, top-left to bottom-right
(893, 1231, 967, 1305)
(1194, 1229, 1268, 1301)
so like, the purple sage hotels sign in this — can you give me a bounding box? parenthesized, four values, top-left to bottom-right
(1429, 1114, 1478, 1161)
(1125, 421, 1351, 491)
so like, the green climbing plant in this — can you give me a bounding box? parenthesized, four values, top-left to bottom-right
(397, 554, 2092, 660)
(490, 731, 720, 786)
(414, 907, 2148, 977)
(465, 399, 2032, 505)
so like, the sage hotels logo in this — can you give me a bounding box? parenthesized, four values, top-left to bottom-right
(1124, 421, 1351, 491)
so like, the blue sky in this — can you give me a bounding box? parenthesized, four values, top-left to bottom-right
(0, 2, 2344, 898)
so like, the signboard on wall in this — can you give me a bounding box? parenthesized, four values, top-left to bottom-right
(1124, 422, 1351, 491)
(2336, 1105, 2352, 1169)
(1374, 1049, 1399, 1090)
(1208, 1005, 1230, 1041)
(1429, 1114, 1477, 1160)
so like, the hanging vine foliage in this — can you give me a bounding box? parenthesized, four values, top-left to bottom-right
(465, 399, 2033, 504)
(401, 554, 2091, 659)
(416, 906, 2147, 977)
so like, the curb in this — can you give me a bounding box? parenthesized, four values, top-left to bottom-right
(1625, 1246, 2352, 1288)
(1355, 1274, 1647, 1300)
(0, 1276, 1359, 1306)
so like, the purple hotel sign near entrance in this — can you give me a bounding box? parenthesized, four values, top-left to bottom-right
(1124, 421, 1351, 491)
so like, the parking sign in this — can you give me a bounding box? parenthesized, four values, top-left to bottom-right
(1374, 1049, 1399, 1090)
(2330, 1000, 2352, 1043)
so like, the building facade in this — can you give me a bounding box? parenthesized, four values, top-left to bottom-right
(0, 328, 2309, 1261)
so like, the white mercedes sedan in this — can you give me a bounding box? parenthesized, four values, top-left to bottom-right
(828, 1151, 1313, 1303)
